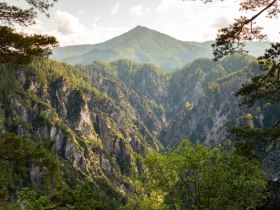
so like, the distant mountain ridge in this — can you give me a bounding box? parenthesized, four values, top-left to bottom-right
(51, 25, 270, 71)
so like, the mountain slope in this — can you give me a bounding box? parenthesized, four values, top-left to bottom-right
(3, 55, 280, 208)
(80, 55, 280, 147)
(51, 26, 270, 71)
(51, 26, 213, 71)
(0, 59, 166, 208)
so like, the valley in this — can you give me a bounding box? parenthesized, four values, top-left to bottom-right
(51, 26, 270, 71)
(1, 26, 279, 209)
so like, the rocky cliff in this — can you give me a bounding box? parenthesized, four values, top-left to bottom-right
(80, 55, 280, 148)
(2, 54, 280, 207)
(0, 59, 165, 207)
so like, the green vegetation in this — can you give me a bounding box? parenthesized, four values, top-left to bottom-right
(0, 133, 111, 209)
(207, 82, 220, 94)
(0, 133, 59, 198)
(9, 188, 54, 210)
(123, 141, 268, 210)
(1, 1, 279, 209)
(0, 0, 57, 64)
(0, 23, 278, 209)
(236, 43, 280, 107)
(51, 26, 270, 71)
(0, 60, 127, 209)
(52, 25, 214, 71)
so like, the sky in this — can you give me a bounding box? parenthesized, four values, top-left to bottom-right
(12, 0, 280, 46)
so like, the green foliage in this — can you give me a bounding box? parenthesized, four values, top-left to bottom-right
(51, 26, 215, 71)
(52, 185, 108, 210)
(9, 188, 54, 210)
(229, 126, 280, 158)
(0, 133, 60, 197)
(237, 113, 254, 128)
(120, 193, 168, 210)
(9, 185, 109, 210)
(0, 1, 58, 64)
(207, 82, 220, 94)
(0, 132, 110, 209)
(237, 43, 280, 107)
(0, 26, 58, 64)
(139, 141, 268, 210)
(0, 65, 17, 100)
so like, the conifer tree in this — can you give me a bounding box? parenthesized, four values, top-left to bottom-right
(0, 0, 58, 64)
(199, 0, 280, 105)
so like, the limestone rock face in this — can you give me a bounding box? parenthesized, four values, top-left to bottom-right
(3, 55, 280, 203)
(81, 57, 280, 148)
(2, 61, 164, 197)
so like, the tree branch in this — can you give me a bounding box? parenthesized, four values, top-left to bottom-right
(244, 0, 277, 25)
(0, 3, 36, 26)
(212, 0, 278, 60)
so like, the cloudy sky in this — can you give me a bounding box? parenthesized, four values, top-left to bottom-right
(13, 0, 280, 46)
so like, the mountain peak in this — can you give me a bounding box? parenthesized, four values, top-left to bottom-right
(133, 25, 150, 31)
(114, 25, 184, 47)
(51, 25, 214, 70)
(135, 25, 144, 29)
(124, 25, 157, 37)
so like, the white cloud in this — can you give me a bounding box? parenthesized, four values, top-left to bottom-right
(202, 33, 211, 40)
(155, 0, 172, 14)
(17, 19, 46, 34)
(150, 0, 243, 41)
(77, 9, 85, 15)
(257, 17, 280, 42)
(94, 16, 101, 22)
(55, 10, 86, 35)
(18, 0, 280, 46)
(51, 24, 125, 47)
(155, 0, 196, 14)
(111, 2, 120, 16)
(19, 9, 126, 46)
(211, 16, 231, 28)
(130, 5, 146, 16)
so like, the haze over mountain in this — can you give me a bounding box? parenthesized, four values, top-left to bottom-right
(51, 26, 270, 71)
(51, 26, 212, 71)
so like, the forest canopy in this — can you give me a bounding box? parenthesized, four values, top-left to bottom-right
(123, 141, 268, 210)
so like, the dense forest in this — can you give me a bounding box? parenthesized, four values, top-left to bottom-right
(0, 55, 278, 209)
(1, 0, 280, 209)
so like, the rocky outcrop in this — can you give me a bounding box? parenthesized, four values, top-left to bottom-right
(1, 60, 164, 199)
(3, 55, 280, 205)
(162, 62, 258, 146)
(83, 56, 280, 148)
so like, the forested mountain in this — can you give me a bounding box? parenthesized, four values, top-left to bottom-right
(51, 26, 269, 71)
(0, 59, 167, 208)
(2, 0, 280, 208)
(80, 55, 280, 146)
(1, 54, 280, 208)
(51, 26, 212, 70)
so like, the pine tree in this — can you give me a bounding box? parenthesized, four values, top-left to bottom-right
(204, 0, 279, 60)
(0, 0, 58, 64)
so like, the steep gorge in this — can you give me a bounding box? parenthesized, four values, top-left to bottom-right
(82, 55, 280, 147)
(1, 54, 280, 207)
(0, 60, 163, 207)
